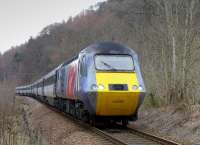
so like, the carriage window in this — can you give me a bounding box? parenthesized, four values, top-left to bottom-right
(80, 56, 87, 76)
(57, 71, 60, 80)
(95, 55, 134, 71)
(45, 75, 56, 85)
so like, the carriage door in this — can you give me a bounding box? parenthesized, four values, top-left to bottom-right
(78, 55, 87, 92)
(54, 70, 58, 97)
(61, 67, 65, 97)
(42, 79, 45, 96)
(37, 84, 39, 96)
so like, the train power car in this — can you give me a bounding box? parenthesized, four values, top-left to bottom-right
(16, 42, 146, 126)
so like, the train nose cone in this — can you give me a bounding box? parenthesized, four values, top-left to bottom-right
(95, 72, 141, 116)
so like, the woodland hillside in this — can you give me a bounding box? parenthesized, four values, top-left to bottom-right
(1, 0, 200, 106)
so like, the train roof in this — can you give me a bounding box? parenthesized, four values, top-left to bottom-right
(62, 42, 137, 66)
(80, 42, 136, 55)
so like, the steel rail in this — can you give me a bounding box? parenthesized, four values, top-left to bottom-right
(129, 128, 181, 145)
(33, 97, 127, 145)
(22, 96, 181, 145)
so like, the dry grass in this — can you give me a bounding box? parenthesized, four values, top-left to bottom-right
(0, 81, 47, 145)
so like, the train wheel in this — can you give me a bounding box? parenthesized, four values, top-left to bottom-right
(122, 119, 128, 128)
(75, 108, 81, 119)
(89, 115, 96, 126)
(75, 102, 82, 120)
(81, 110, 89, 123)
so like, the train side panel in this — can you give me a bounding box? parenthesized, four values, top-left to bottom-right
(44, 84, 54, 97)
(65, 60, 78, 100)
(38, 87, 43, 96)
(56, 59, 78, 100)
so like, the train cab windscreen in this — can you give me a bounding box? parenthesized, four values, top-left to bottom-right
(95, 55, 134, 71)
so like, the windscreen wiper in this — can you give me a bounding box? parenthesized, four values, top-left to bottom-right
(100, 61, 117, 71)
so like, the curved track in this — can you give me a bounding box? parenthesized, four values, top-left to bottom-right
(99, 126, 181, 145)
(31, 97, 181, 145)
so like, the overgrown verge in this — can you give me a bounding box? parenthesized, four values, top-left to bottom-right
(0, 82, 47, 145)
(136, 102, 200, 145)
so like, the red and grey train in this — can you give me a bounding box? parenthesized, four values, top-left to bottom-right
(16, 42, 146, 126)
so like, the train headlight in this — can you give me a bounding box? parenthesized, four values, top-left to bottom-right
(91, 84, 105, 91)
(91, 84, 98, 91)
(138, 85, 143, 90)
(98, 84, 105, 90)
(132, 85, 138, 90)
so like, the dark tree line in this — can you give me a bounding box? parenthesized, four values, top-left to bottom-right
(1, 0, 200, 105)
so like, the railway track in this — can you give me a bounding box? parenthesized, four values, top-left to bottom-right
(99, 126, 181, 145)
(32, 97, 182, 145)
